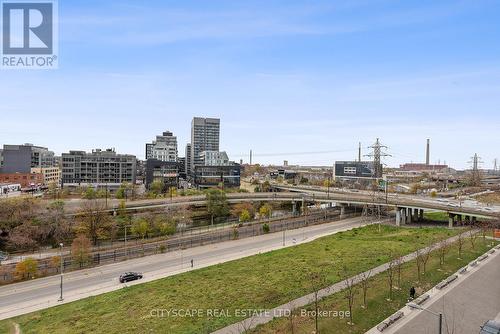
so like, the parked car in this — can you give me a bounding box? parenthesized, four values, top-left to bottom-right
(119, 272, 143, 283)
(480, 320, 500, 334)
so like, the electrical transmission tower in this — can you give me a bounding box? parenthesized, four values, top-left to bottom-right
(468, 153, 483, 185)
(365, 138, 391, 178)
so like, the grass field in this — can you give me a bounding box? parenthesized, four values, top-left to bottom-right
(424, 211, 450, 222)
(251, 235, 497, 334)
(0, 225, 459, 334)
(477, 191, 500, 205)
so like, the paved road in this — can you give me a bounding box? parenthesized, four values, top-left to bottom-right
(393, 249, 500, 334)
(0, 216, 372, 320)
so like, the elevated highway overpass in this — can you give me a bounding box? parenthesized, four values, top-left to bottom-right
(63, 188, 499, 227)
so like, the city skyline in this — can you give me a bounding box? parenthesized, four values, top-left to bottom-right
(1, 0, 499, 169)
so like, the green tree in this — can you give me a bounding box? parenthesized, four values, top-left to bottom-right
(206, 189, 230, 225)
(168, 187, 177, 200)
(83, 187, 96, 199)
(150, 180, 164, 197)
(154, 216, 176, 236)
(132, 218, 150, 240)
(71, 234, 91, 268)
(259, 203, 273, 220)
(239, 209, 251, 223)
(15, 258, 38, 279)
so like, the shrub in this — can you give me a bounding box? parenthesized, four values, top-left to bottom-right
(262, 223, 270, 233)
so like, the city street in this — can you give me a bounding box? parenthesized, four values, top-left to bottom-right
(0, 216, 372, 320)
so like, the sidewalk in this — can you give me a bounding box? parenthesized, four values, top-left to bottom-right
(366, 242, 500, 334)
(211, 232, 473, 334)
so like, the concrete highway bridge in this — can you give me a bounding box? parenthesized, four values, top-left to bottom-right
(65, 187, 499, 228)
(267, 184, 500, 227)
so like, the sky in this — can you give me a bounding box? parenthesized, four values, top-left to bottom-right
(1, 0, 499, 169)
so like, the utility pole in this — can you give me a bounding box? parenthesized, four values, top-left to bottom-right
(494, 158, 498, 175)
(249, 150, 252, 165)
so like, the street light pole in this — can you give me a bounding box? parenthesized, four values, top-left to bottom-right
(58, 243, 64, 302)
(407, 303, 442, 334)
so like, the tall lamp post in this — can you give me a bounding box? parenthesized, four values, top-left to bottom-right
(58, 243, 64, 302)
(407, 303, 442, 334)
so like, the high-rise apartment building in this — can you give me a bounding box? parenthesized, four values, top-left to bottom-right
(190, 117, 220, 173)
(145, 131, 178, 162)
(61, 148, 136, 187)
(185, 143, 192, 176)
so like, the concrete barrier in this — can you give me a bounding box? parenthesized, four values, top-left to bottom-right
(414, 294, 430, 305)
(489, 249, 495, 254)
(458, 266, 467, 274)
(469, 260, 478, 267)
(477, 254, 488, 262)
(496, 244, 500, 250)
(436, 274, 458, 290)
(376, 311, 404, 332)
(446, 274, 458, 284)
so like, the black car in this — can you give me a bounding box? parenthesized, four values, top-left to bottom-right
(119, 272, 143, 283)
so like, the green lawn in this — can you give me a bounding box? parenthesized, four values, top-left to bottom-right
(424, 211, 450, 222)
(251, 235, 497, 334)
(0, 225, 459, 334)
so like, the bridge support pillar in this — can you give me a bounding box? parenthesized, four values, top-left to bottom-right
(340, 204, 346, 220)
(292, 201, 297, 216)
(407, 208, 413, 223)
(396, 209, 401, 226)
(456, 214, 462, 226)
(419, 209, 424, 221)
(448, 213, 454, 228)
(401, 208, 407, 225)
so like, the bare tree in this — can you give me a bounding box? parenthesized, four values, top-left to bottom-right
(395, 255, 404, 287)
(340, 267, 357, 325)
(287, 301, 296, 334)
(309, 270, 328, 334)
(456, 232, 465, 259)
(415, 248, 423, 281)
(468, 228, 478, 250)
(359, 269, 372, 309)
(421, 247, 431, 274)
(438, 239, 450, 266)
(76, 199, 114, 246)
(386, 258, 395, 300)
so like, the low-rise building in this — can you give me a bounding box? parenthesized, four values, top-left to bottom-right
(61, 149, 136, 188)
(194, 164, 241, 189)
(334, 161, 380, 180)
(31, 167, 61, 185)
(0, 143, 55, 173)
(0, 172, 44, 188)
(145, 159, 179, 190)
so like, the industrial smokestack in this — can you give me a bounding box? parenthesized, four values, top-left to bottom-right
(426, 139, 430, 165)
(358, 142, 361, 162)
